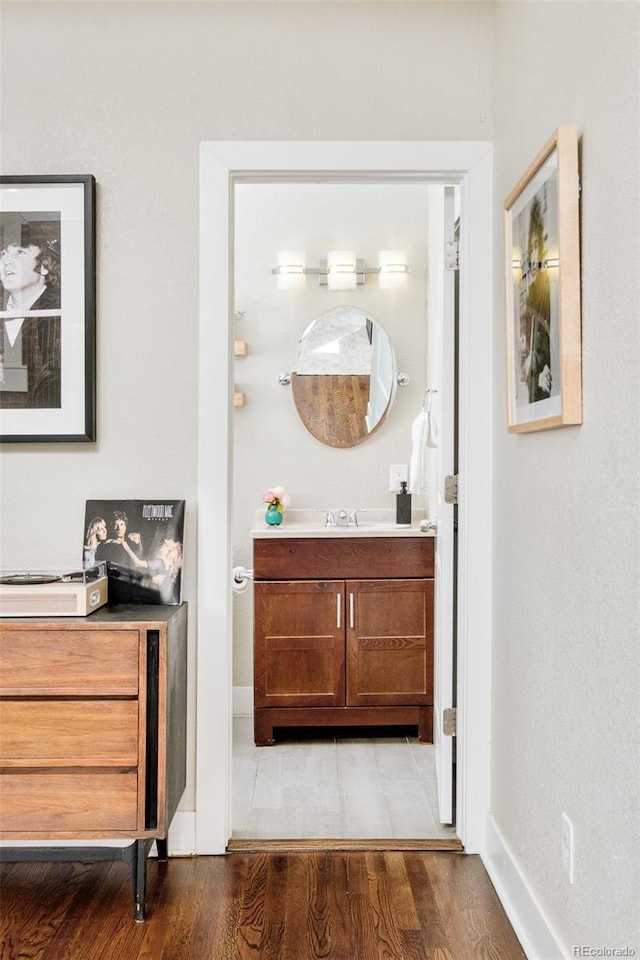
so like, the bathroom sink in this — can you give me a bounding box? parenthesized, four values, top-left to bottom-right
(250, 508, 434, 539)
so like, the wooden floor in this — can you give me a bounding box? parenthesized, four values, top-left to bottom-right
(0, 850, 526, 959)
(231, 718, 459, 842)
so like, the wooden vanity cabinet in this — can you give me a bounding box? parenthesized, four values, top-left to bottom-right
(254, 579, 345, 709)
(0, 603, 188, 920)
(253, 537, 434, 745)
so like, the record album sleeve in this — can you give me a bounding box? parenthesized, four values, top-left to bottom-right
(83, 499, 185, 604)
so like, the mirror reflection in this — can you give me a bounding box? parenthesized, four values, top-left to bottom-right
(291, 305, 396, 448)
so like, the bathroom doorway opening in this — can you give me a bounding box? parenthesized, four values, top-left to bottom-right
(196, 141, 493, 856)
(229, 178, 458, 846)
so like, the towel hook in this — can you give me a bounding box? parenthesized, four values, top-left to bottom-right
(423, 387, 438, 413)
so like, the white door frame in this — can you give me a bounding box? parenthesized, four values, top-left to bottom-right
(197, 141, 493, 855)
(432, 185, 457, 825)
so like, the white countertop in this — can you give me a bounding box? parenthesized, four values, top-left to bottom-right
(250, 508, 435, 539)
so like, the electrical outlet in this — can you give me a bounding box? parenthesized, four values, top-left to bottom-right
(389, 464, 408, 492)
(561, 813, 575, 884)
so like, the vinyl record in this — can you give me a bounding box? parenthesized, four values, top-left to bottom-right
(0, 573, 62, 585)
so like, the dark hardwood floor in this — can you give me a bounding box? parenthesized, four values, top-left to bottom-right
(0, 851, 526, 959)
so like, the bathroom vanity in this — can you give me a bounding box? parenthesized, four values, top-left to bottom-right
(252, 525, 434, 745)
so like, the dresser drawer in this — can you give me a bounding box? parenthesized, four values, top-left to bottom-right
(0, 701, 139, 765)
(0, 631, 139, 696)
(0, 771, 139, 833)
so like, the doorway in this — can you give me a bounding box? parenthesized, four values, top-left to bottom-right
(196, 141, 493, 856)
(231, 179, 455, 844)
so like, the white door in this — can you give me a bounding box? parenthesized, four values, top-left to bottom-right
(430, 186, 457, 825)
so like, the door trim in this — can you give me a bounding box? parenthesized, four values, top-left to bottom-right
(197, 141, 493, 854)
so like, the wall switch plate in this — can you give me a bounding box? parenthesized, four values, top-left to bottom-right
(561, 812, 575, 884)
(389, 464, 408, 492)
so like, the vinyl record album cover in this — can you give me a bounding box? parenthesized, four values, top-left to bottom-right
(83, 499, 185, 604)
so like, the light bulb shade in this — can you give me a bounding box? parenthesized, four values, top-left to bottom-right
(326, 250, 357, 290)
(276, 250, 306, 289)
(378, 250, 408, 289)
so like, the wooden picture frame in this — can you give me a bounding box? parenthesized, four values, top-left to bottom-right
(0, 175, 96, 442)
(504, 127, 581, 432)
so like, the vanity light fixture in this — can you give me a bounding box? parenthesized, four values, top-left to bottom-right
(326, 250, 358, 290)
(378, 250, 409, 290)
(273, 249, 410, 290)
(275, 250, 306, 290)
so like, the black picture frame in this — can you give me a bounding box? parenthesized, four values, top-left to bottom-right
(0, 174, 96, 442)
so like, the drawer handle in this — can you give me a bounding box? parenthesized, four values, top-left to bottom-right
(349, 592, 354, 629)
(336, 592, 341, 629)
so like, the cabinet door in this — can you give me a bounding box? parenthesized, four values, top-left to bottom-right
(254, 581, 345, 708)
(346, 579, 433, 706)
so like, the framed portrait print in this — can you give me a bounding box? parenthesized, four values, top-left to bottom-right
(504, 127, 581, 433)
(0, 175, 95, 442)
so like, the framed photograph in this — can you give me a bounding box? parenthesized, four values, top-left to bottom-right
(504, 127, 581, 432)
(0, 175, 95, 442)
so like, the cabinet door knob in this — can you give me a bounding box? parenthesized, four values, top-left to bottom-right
(349, 592, 355, 629)
(336, 592, 341, 629)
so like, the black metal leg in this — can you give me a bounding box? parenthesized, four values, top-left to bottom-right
(156, 837, 168, 862)
(133, 839, 150, 922)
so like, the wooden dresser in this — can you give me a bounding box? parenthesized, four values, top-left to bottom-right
(0, 603, 187, 920)
(253, 537, 434, 746)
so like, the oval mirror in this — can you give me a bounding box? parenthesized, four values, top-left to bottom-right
(291, 305, 397, 448)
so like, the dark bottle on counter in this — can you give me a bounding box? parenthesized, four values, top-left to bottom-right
(396, 481, 412, 526)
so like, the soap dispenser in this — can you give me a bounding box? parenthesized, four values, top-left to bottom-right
(396, 481, 412, 526)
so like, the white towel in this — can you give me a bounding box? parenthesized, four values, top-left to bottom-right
(408, 411, 428, 494)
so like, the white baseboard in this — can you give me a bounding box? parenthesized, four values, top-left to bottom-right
(482, 813, 567, 960)
(233, 685, 253, 717)
(165, 810, 196, 856)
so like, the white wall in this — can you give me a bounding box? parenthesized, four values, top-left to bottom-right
(232, 182, 435, 686)
(490, 2, 640, 953)
(0, 1, 493, 809)
(6, 4, 637, 950)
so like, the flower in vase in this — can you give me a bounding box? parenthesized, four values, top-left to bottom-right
(262, 485, 292, 515)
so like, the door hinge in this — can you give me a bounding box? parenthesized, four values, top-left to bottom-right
(444, 474, 458, 505)
(445, 240, 459, 271)
(443, 707, 457, 737)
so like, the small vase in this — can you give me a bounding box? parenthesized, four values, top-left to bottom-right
(265, 504, 283, 526)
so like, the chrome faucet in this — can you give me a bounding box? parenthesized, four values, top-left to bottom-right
(322, 509, 361, 528)
(336, 509, 361, 527)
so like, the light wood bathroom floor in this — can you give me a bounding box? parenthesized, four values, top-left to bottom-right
(231, 716, 458, 842)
